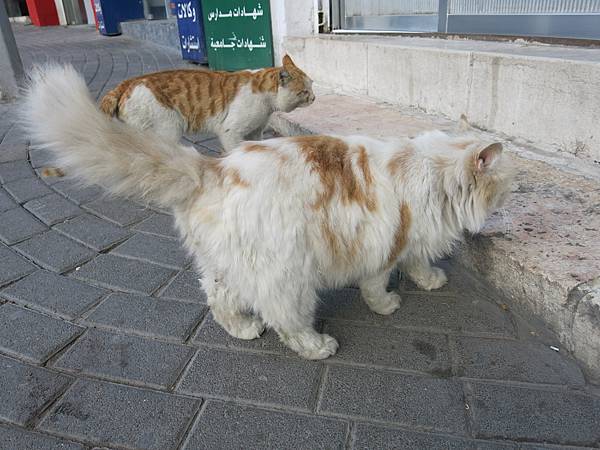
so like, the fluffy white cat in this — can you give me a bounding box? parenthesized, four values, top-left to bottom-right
(23, 65, 513, 359)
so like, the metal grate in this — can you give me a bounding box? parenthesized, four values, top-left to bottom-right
(344, 0, 439, 17)
(449, 0, 600, 15)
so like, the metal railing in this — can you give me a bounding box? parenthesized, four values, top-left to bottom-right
(332, 0, 600, 39)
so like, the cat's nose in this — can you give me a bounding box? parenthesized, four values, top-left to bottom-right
(308, 93, 315, 103)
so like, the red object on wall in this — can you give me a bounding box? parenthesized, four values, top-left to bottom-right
(25, 0, 60, 26)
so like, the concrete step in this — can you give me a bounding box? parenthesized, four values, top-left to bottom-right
(120, 19, 180, 52)
(284, 35, 600, 168)
(269, 91, 600, 381)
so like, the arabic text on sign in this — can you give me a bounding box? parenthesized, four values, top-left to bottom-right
(177, 2, 197, 22)
(207, 3, 264, 22)
(209, 33, 267, 52)
(181, 35, 201, 52)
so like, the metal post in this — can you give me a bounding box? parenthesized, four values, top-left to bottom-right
(331, 0, 345, 30)
(0, 0, 24, 100)
(437, 0, 448, 33)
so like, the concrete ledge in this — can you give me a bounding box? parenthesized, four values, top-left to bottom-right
(284, 35, 600, 166)
(120, 19, 180, 51)
(270, 93, 600, 381)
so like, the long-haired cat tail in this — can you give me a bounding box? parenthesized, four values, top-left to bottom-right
(22, 64, 514, 360)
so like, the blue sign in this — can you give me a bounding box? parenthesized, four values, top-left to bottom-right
(175, 0, 207, 63)
(93, 0, 144, 36)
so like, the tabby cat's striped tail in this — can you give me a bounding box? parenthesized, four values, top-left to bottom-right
(98, 83, 128, 116)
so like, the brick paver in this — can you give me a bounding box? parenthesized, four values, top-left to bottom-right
(0, 24, 597, 449)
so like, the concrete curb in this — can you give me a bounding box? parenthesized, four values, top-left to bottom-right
(456, 236, 600, 383)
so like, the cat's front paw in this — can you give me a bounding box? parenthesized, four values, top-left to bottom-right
(283, 331, 339, 360)
(299, 333, 339, 360)
(411, 267, 448, 291)
(227, 316, 265, 340)
(365, 292, 402, 315)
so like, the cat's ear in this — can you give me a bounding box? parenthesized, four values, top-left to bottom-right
(282, 54, 296, 68)
(457, 114, 472, 132)
(474, 143, 503, 172)
(279, 68, 291, 86)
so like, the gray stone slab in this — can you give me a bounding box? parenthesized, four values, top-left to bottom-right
(320, 366, 466, 433)
(72, 254, 175, 295)
(132, 212, 179, 238)
(0, 356, 73, 426)
(519, 445, 589, 450)
(1, 270, 107, 319)
(0, 160, 34, 183)
(0, 243, 36, 286)
(39, 379, 200, 450)
(324, 321, 451, 374)
(456, 337, 585, 385)
(351, 424, 514, 450)
(470, 382, 600, 446)
(159, 269, 206, 302)
(0, 207, 47, 244)
(318, 289, 515, 337)
(0, 187, 17, 212)
(0, 143, 28, 163)
(53, 328, 195, 388)
(28, 148, 55, 168)
(3, 176, 53, 202)
(192, 314, 294, 355)
(83, 198, 151, 226)
(183, 401, 348, 450)
(0, 303, 83, 363)
(52, 179, 105, 205)
(54, 214, 131, 251)
(24, 193, 83, 225)
(111, 233, 190, 270)
(85, 292, 206, 341)
(13, 230, 96, 273)
(0, 424, 85, 450)
(177, 347, 322, 409)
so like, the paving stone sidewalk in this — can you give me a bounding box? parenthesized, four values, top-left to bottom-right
(0, 24, 599, 450)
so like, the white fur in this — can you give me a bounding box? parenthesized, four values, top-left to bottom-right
(23, 65, 512, 359)
(119, 85, 185, 142)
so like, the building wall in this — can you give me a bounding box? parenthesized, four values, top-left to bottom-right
(270, 0, 318, 64)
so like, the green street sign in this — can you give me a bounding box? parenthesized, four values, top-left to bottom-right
(201, 0, 274, 71)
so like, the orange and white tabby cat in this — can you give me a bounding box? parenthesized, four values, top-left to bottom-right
(99, 54, 314, 149)
(24, 66, 513, 360)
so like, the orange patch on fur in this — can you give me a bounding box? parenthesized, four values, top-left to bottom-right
(320, 216, 361, 266)
(40, 167, 65, 178)
(387, 202, 411, 266)
(250, 68, 280, 93)
(357, 146, 373, 186)
(225, 168, 250, 188)
(244, 143, 272, 152)
(388, 145, 415, 177)
(204, 159, 248, 189)
(295, 136, 377, 211)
